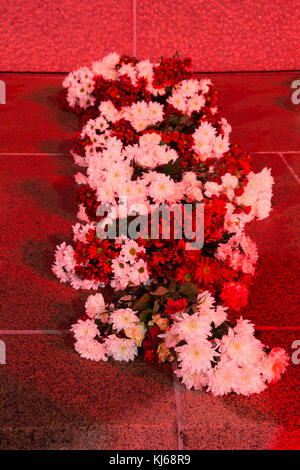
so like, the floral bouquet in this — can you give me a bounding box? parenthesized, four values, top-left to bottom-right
(53, 53, 288, 396)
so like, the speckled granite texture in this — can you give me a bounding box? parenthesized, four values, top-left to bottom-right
(0, 0, 133, 71)
(0, 335, 177, 450)
(0, 0, 299, 71)
(182, 330, 300, 449)
(136, 0, 300, 71)
(0, 72, 299, 449)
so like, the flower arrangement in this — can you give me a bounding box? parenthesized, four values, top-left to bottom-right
(53, 53, 288, 396)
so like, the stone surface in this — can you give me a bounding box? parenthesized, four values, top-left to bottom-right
(1, 1, 299, 71)
(0, 74, 77, 153)
(0, 0, 133, 71)
(136, 0, 300, 71)
(242, 153, 300, 327)
(181, 330, 300, 450)
(0, 153, 83, 330)
(281, 153, 300, 178)
(0, 334, 177, 450)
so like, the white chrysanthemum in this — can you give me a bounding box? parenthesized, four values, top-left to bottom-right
(213, 135, 230, 158)
(174, 312, 211, 342)
(260, 348, 289, 383)
(221, 173, 238, 200)
(105, 335, 138, 361)
(62, 66, 95, 109)
(69, 276, 102, 291)
(75, 171, 88, 184)
(76, 204, 89, 222)
(132, 140, 178, 169)
(211, 305, 228, 327)
(236, 168, 274, 221)
(233, 317, 255, 336)
(176, 340, 217, 374)
(52, 242, 76, 283)
(52, 262, 69, 283)
(109, 308, 140, 333)
(136, 59, 154, 82)
(219, 329, 265, 366)
(224, 202, 247, 234)
(179, 78, 201, 97)
(139, 132, 161, 146)
(187, 94, 205, 115)
(73, 222, 96, 243)
(198, 78, 212, 94)
(207, 359, 240, 396)
(96, 183, 116, 205)
(75, 338, 108, 362)
(167, 91, 187, 112)
(148, 173, 184, 204)
(233, 365, 267, 396)
(148, 101, 164, 123)
(130, 259, 150, 285)
(118, 63, 137, 85)
(92, 52, 120, 80)
(71, 319, 99, 341)
(204, 181, 223, 197)
(99, 100, 120, 122)
(221, 173, 238, 189)
(119, 239, 144, 262)
(197, 304, 228, 328)
(159, 327, 181, 349)
(220, 117, 232, 136)
(85, 293, 106, 319)
(176, 368, 208, 390)
(194, 122, 217, 142)
(197, 290, 216, 311)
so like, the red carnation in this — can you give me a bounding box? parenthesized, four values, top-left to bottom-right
(220, 281, 249, 311)
(165, 298, 188, 316)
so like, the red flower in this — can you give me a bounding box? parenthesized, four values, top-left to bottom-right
(194, 257, 220, 286)
(142, 324, 162, 359)
(111, 119, 139, 145)
(152, 57, 192, 89)
(220, 281, 249, 311)
(77, 184, 100, 221)
(73, 231, 119, 285)
(165, 298, 188, 316)
(175, 265, 194, 283)
(143, 349, 157, 364)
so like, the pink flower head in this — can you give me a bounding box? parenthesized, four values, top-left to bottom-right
(261, 347, 289, 383)
(71, 318, 99, 341)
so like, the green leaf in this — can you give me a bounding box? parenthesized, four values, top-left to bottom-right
(153, 299, 160, 313)
(178, 282, 199, 303)
(168, 280, 177, 293)
(179, 114, 191, 126)
(209, 321, 231, 340)
(167, 114, 180, 127)
(133, 293, 152, 312)
(139, 309, 153, 323)
(160, 157, 182, 180)
(150, 286, 168, 296)
(179, 283, 198, 297)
